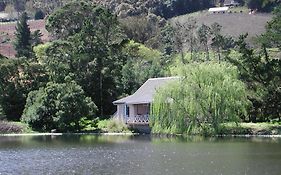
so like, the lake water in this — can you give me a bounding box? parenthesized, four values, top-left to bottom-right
(0, 134, 281, 175)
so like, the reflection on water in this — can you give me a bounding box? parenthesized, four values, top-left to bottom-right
(0, 135, 281, 175)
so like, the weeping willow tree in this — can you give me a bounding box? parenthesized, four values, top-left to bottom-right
(151, 62, 250, 135)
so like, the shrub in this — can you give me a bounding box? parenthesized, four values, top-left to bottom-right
(98, 119, 130, 133)
(0, 121, 23, 134)
(79, 117, 98, 132)
(22, 79, 97, 132)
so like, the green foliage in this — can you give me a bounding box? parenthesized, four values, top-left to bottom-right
(14, 12, 32, 58)
(34, 40, 73, 83)
(0, 54, 6, 60)
(151, 62, 250, 135)
(22, 79, 97, 132)
(0, 58, 46, 121)
(246, 0, 280, 12)
(157, 0, 212, 19)
(0, 59, 24, 121)
(97, 119, 130, 133)
(45, 1, 126, 117)
(227, 35, 281, 122)
(31, 30, 43, 47)
(210, 23, 235, 62)
(120, 14, 168, 50)
(79, 117, 98, 132)
(220, 122, 281, 135)
(258, 5, 281, 50)
(121, 41, 165, 94)
(197, 24, 211, 60)
(226, 6, 281, 122)
(46, 1, 97, 39)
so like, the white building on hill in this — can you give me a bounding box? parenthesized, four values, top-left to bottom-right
(208, 7, 229, 13)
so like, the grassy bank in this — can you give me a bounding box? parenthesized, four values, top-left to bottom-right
(1, 120, 280, 136)
(220, 122, 281, 135)
(0, 119, 132, 135)
(151, 122, 281, 136)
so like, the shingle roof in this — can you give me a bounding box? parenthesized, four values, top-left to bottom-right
(113, 77, 179, 105)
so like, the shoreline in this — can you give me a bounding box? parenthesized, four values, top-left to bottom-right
(0, 132, 138, 137)
(1, 132, 281, 138)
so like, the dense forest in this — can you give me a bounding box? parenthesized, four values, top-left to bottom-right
(0, 0, 280, 20)
(0, 0, 280, 134)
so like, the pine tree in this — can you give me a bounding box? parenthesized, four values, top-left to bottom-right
(14, 12, 32, 58)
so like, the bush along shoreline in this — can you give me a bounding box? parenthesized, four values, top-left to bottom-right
(1, 120, 280, 137)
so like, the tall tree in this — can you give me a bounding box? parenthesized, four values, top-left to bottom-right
(0, 58, 47, 121)
(45, 1, 126, 117)
(227, 35, 281, 122)
(14, 12, 32, 58)
(210, 22, 234, 62)
(198, 24, 211, 61)
(173, 17, 198, 63)
(258, 5, 281, 49)
(151, 62, 249, 135)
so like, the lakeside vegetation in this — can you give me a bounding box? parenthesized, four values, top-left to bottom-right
(0, 0, 280, 135)
(2, 120, 280, 136)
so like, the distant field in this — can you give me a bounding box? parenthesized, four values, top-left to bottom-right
(0, 20, 49, 58)
(171, 11, 272, 43)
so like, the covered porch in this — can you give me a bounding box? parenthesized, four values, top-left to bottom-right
(127, 103, 150, 125)
(115, 103, 150, 125)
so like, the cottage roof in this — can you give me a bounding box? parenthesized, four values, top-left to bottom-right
(113, 77, 179, 105)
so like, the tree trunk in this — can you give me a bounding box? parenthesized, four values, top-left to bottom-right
(218, 47, 221, 63)
(181, 49, 185, 64)
(206, 44, 210, 61)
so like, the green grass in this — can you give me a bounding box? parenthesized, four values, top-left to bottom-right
(12, 122, 36, 133)
(97, 119, 131, 133)
(171, 10, 272, 47)
(221, 122, 281, 135)
(228, 6, 249, 13)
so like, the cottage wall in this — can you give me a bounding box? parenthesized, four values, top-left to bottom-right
(128, 104, 135, 118)
(116, 104, 126, 123)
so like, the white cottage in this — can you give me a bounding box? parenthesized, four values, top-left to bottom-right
(113, 77, 178, 126)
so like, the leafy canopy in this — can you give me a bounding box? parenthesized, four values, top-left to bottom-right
(22, 79, 97, 132)
(151, 62, 250, 135)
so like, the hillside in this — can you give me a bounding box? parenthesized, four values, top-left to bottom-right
(92, 0, 212, 18)
(0, 20, 48, 58)
(172, 10, 272, 42)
